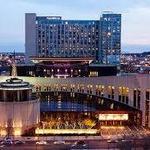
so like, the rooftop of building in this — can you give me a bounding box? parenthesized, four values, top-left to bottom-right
(30, 57, 94, 63)
(0, 77, 32, 89)
(0, 73, 150, 89)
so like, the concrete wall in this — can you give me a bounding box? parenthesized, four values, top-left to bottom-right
(25, 13, 37, 63)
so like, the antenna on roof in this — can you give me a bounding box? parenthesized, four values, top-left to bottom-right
(102, 11, 114, 14)
(11, 50, 17, 77)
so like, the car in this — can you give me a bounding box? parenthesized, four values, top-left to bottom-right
(1, 137, 13, 145)
(121, 139, 133, 143)
(0, 145, 5, 148)
(107, 139, 118, 143)
(71, 141, 87, 149)
(53, 141, 66, 144)
(36, 141, 47, 145)
(1, 140, 13, 145)
(14, 140, 25, 145)
(0, 141, 4, 145)
(4, 137, 12, 141)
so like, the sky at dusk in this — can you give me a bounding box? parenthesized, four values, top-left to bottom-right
(0, 0, 150, 53)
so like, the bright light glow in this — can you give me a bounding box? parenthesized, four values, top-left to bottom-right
(56, 74, 69, 76)
(107, 32, 111, 36)
(0, 130, 7, 136)
(13, 122, 22, 128)
(55, 74, 69, 77)
(35, 128, 98, 135)
(99, 114, 128, 121)
(101, 126, 125, 129)
(14, 128, 22, 136)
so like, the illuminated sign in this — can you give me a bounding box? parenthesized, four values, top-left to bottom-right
(99, 114, 128, 121)
(46, 16, 61, 20)
(35, 129, 97, 135)
(89, 71, 98, 77)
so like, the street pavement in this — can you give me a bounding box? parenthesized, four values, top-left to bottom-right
(0, 138, 150, 150)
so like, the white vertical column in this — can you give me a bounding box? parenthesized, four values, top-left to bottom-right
(3, 91, 6, 102)
(104, 85, 108, 99)
(114, 87, 119, 101)
(17, 91, 20, 101)
(140, 89, 146, 127)
(128, 89, 133, 107)
(148, 100, 150, 128)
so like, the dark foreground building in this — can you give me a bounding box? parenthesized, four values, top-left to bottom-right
(14, 58, 118, 77)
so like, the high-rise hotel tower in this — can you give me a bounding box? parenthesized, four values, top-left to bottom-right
(25, 12, 121, 64)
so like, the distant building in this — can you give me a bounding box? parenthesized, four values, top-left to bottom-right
(99, 12, 121, 64)
(25, 12, 121, 64)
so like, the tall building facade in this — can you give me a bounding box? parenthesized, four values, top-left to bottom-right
(25, 13, 121, 64)
(99, 13, 121, 64)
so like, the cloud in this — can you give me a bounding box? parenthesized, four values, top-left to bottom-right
(122, 6, 150, 45)
(18, 0, 150, 8)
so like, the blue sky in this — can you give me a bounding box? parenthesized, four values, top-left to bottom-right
(0, 0, 150, 53)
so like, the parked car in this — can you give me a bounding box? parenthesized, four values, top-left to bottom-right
(53, 141, 66, 144)
(71, 140, 87, 149)
(1, 140, 13, 145)
(107, 139, 119, 143)
(14, 140, 25, 145)
(36, 141, 47, 145)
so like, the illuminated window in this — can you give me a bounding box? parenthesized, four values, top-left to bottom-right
(99, 114, 128, 121)
(118, 87, 129, 104)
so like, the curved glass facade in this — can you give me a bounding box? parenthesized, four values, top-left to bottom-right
(39, 91, 142, 127)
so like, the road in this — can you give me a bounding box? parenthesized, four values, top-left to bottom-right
(0, 138, 150, 150)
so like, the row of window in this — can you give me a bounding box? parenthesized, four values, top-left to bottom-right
(34, 85, 141, 108)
